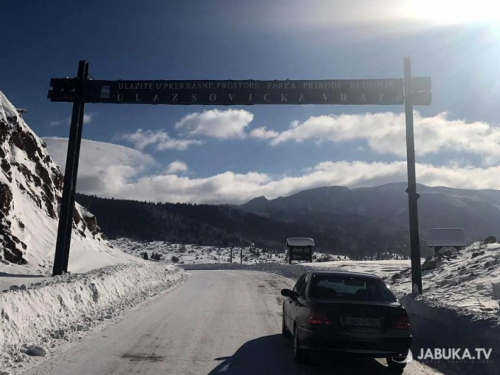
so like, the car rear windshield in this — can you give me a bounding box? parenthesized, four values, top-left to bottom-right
(309, 275, 397, 302)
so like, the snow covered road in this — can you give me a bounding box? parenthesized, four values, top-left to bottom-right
(20, 271, 441, 375)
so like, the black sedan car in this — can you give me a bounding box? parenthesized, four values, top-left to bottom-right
(281, 271, 411, 369)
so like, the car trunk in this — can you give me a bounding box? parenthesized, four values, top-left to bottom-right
(311, 299, 406, 333)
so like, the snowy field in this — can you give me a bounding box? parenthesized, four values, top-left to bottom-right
(112, 239, 411, 288)
(112, 239, 288, 265)
(111, 238, 352, 266)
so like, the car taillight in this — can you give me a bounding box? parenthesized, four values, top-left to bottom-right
(394, 311, 410, 330)
(307, 310, 331, 325)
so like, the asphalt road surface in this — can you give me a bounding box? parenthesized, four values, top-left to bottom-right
(22, 270, 442, 375)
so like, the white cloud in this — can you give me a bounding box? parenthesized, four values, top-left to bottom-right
(83, 113, 94, 124)
(48, 112, 96, 127)
(249, 126, 279, 140)
(43, 137, 158, 195)
(165, 160, 188, 174)
(113, 160, 500, 204)
(117, 129, 202, 151)
(175, 109, 253, 139)
(265, 111, 500, 165)
(40, 137, 500, 204)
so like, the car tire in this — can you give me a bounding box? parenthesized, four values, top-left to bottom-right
(282, 311, 290, 337)
(293, 326, 308, 364)
(386, 356, 407, 370)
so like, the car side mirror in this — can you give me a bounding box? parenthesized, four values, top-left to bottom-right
(281, 289, 298, 299)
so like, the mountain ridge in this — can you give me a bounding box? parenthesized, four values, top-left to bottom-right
(241, 183, 500, 243)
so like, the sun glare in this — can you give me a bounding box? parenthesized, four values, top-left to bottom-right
(408, 0, 500, 25)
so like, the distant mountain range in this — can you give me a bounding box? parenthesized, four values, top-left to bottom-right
(241, 183, 500, 245)
(75, 182, 500, 259)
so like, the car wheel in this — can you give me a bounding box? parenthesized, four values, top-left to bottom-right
(386, 356, 407, 369)
(282, 312, 290, 337)
(293, 326, 308, 363)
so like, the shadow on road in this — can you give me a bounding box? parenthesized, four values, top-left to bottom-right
(208, 334, 404, 375)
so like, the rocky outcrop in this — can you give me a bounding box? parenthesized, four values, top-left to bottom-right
(83, 214, 98, 233)
(0, 90, 108, 267)
(0, 182, 12, 216)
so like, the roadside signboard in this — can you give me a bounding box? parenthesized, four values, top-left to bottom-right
(49, 78, 431, 106)
(286, 237, 315, 264)
(289, 246, 313, 262)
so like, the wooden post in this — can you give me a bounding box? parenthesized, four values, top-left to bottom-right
(240, 248, 242, 264)
(404, 57, 423, 294)
(53, 60, 88, 276)
(230, 248, 233, 263)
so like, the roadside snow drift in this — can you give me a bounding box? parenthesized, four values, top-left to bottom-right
(0, 263, 186, 370)
(0, 90, 138, 275)
(391, 241, 500, 323)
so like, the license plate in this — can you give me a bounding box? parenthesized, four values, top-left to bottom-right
(342, 316, 381, 327)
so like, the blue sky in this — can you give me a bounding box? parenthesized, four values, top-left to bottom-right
(2, 1, 500, 203)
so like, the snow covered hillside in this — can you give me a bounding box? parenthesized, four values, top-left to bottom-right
(0, 90, 138, 275)
(390, 241, 500, 323)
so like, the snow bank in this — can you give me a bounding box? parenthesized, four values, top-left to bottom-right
(386, 241, 500, 374)
(399, 294, 500, 375)
(0, 263, 187, 371)
(391, 241, 500, 323)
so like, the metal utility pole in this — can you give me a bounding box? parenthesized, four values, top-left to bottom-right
(404, 57, 423, 294)
(52, 60, 88, 276)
